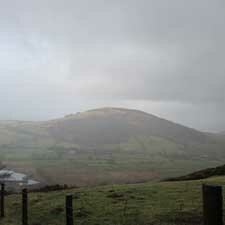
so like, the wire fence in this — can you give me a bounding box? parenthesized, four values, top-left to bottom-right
(0, 183, 223, 225)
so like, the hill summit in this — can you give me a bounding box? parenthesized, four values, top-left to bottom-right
(43, 107, 210, 147)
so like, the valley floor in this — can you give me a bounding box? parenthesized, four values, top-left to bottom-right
(2, 145, 223, 186)
(1, 176, 225, 225)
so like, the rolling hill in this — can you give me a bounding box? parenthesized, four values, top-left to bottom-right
(166, 164, 225, 181)
(0, 107, 225, 186)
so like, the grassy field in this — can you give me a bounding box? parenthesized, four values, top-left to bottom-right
(1, 144, 222, 186)
(1, 176, 225, 225)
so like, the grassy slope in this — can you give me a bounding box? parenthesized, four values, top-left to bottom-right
(1, 176, 225, 225)
(1, 108, 225, 185)
(166, 164, 225, 181)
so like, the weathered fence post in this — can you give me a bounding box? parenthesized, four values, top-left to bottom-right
(202, 184, 223, 225)
(22, 188, 28, 225)
(0, 183, 4, 218)
(66, 194, 74, 225)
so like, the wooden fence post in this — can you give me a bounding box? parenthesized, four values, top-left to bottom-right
(66, 195, 74, 225)
(202, 184, 223, 225)
(0, 183, 4, 218)
(22, 188, 28, 225)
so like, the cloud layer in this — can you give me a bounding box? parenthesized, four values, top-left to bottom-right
(0, 0, 225, 131)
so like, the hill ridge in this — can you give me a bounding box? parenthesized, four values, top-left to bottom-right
(166, 164, 225, 181)
(0, 107, 225, 186)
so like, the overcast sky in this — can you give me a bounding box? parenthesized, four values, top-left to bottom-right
(0, 0, 225, 132)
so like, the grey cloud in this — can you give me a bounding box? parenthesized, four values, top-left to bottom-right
(0, 0, 225, 131)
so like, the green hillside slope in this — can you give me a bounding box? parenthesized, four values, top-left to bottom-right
(167, 164, 225, 181)
(1, 176, 225, 225)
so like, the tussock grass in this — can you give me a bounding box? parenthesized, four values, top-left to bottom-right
(1, 176, 225, 225)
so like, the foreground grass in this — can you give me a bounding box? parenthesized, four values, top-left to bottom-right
(1, 176, 225, 225)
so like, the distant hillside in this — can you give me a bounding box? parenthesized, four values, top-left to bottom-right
(0, 107, 222, 148)
(46, 107, 209, 147)
(166, 164, 225, 181)
(0, 107, 224, 185)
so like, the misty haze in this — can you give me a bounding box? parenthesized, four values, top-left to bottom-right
(0, 1, 225, 225)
